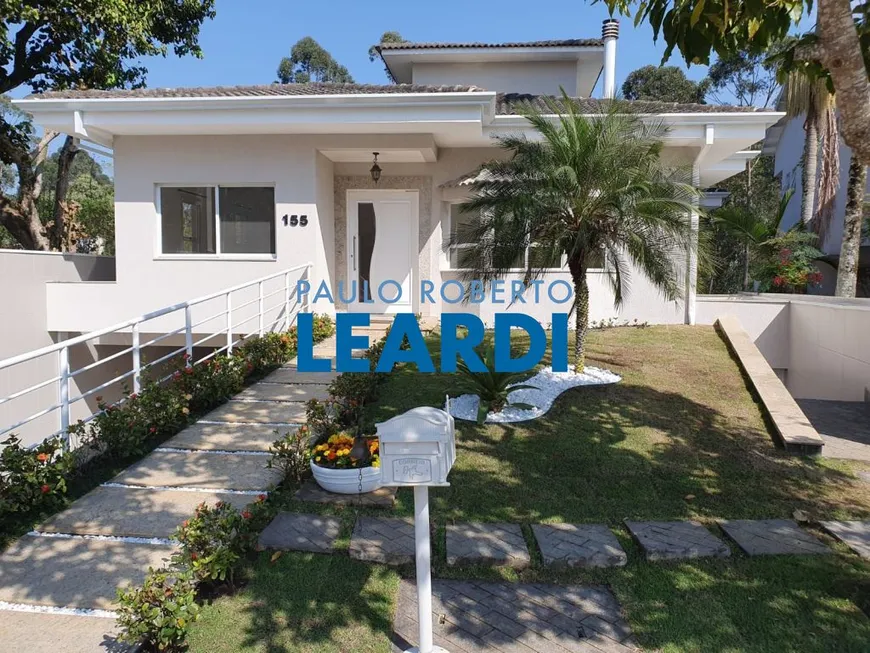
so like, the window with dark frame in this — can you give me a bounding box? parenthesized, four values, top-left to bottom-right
(160, 185, 276, 255)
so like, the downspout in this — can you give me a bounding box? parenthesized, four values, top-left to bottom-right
(602, 20, 619, 99)
(686, 124, 714, 325)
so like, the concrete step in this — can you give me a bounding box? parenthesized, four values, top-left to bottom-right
(237, 383, 329, 403)
(110, 450, 283, 491)
(0, 611, 130, 653)
(0, 535, 172, 610)
(38, 486, 253, 538)
(163, 422, 280, 452)
(267, 366, 338, 385)
(203, 399, 306, 424)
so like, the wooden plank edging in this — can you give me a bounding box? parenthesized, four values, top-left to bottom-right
(715, 315, 824, 455)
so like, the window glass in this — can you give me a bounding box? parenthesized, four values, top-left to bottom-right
(449, 204, 478, 245)
(219, 187, 276, 254)
(160, 187, 216, 254)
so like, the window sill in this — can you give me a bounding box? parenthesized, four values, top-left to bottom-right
(155, 254, 278, 262)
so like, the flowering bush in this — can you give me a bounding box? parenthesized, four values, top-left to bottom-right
(310, 432, 380, 470)
(169, 354, 246, 416)
(758, 233, 824, 294)
(0, 434, 74, 517)
(268, 426, 311, 482)
(116, 565, 200, 653)
(171, 499, 260, 586)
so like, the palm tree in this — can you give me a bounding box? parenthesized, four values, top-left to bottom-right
(784, 72, 838, 234)
(835, 156, 867, 297)
(452, 96, 697, 370)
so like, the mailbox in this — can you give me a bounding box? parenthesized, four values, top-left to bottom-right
(377, 406, 456, 487)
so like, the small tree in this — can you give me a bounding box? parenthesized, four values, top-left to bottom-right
(452, 95, 697, 369)
(277, 37, 353, 84)
(368, 31, 406, 83)
(622, 65, 708, 103)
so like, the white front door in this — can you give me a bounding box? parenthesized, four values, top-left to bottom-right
(346, 190, 418, 313)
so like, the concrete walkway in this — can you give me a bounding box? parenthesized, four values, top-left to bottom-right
(0, 333, 350, 653)
(796, 399, 870, 462)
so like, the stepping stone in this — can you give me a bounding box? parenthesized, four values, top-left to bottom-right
(0, 611, 131, 653)
(257, 512, 341, 553)
(37, 486, 254, 538)
(394, 579, 637, 653)
(0, 535, 173, 609)
(162, 422, 280, 452)
(294, 478, 397, 508)
(821, 521, 870, 559)
(203, 400, 306, 424)
(720, 519, 831, 556)
(110, 450, 282, 491)
(266, 366, 338, 385)
(531, 523, 627, 568)
(349, 517, 415, 565)
(237, 383, 329, 403)
(625, 520, 730, 561)
(446, 522, 530, 568)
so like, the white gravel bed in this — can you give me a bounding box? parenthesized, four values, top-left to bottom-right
(447, 365, 621, 423)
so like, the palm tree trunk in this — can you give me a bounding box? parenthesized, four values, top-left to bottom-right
(801, 114, 819, 226)
(572, 270, 589, 372)
(835, 157, 867, 297)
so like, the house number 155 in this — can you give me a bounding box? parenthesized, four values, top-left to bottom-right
(282, 214, 308, 227)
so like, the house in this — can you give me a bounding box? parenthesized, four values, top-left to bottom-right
(764, 114, 870, 295)
(15, 21, 782, 335)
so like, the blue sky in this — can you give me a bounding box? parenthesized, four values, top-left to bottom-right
(135, 0, 712, 96)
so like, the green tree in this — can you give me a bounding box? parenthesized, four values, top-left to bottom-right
(452, 96, 696, 369)
(0, 1, 215, 251)
(277, 37, 354, 84)
(596, 0, 870, 168)
(622, 65, 708, 103)
(704, 50, 783, 107)
(368, 31, 406, 83)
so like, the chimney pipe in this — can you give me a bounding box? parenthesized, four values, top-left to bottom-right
(602, 19, 619, 99)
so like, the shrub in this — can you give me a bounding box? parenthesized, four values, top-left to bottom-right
(116, 565, 200, 653)
(0, 434, 74, 517)
(305, 398, 343, 439)
(169, 354, 246, 415)
(310, 313, 336, 341)
(267, 426, 311, 483)
(456, 344, 537, 424)
(172, 500, 259, 587)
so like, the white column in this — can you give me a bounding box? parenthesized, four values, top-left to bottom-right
(685, 164, 701, 325)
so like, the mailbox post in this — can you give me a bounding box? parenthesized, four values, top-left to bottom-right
(377, 404, 456, 653)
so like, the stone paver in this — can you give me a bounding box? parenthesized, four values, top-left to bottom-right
(349, 517, 416, 565)
(110, 450, 282, 490)
(720, 519, 831, 556)
(446, 522, 530, 568)
(393, 578, 637, 653)
(163, 422, 280, 451)
(294, 477, 397, 507)
(237, 383, 330, 402)
(532, 523, 627, 568)
(204, 399, 306, 424)
(257, 512, 342, 553)
(0, 536, 173, 609)
(820, 521, 870, 559)
(37, 486, 253, 538)
(0, 611, 130, 653)
(266, 366, 338, 384)
(797, 399, 870, 462)
(625, 520, 730, 561)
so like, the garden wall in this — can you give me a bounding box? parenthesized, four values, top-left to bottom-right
(0, 250, 116, 447)
(697, 294, 870, 402)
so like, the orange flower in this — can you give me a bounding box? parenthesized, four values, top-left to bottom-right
(242, 510, 252, 519)
(326, 451, 337, 461)
(36, 453, 48, 463)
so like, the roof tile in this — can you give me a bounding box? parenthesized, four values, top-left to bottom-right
(377, 39, 603, 51)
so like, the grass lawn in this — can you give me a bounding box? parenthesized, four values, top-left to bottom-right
(189, 325, 870, 652)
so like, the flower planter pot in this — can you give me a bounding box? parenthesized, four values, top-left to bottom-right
(310, 461, 382, 494)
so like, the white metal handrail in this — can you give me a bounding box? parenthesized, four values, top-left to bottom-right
(0, 263, 312, 449)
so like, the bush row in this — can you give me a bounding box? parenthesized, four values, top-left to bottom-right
(0, 315, 335, 529)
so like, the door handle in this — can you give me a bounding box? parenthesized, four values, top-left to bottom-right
(352, 236, 356, 271)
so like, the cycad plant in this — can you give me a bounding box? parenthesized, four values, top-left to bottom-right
(456, 344, 537, 424)
(451, 94, 698, 369)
